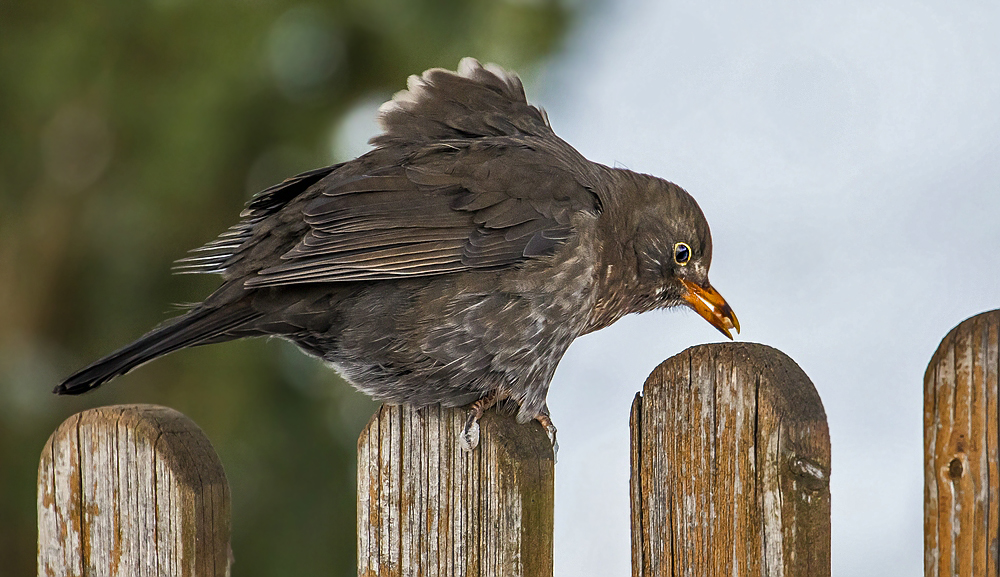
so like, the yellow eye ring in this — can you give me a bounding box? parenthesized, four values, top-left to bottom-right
(673, 242, 691, 265)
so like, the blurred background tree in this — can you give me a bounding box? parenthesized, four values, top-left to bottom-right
(0, 0, 575, 573)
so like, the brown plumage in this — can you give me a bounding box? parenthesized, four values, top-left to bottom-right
(56, 58, 738, 448)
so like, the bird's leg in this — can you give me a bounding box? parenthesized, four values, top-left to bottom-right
(535, 408, 559, 462)
(459, 391, 500, 452)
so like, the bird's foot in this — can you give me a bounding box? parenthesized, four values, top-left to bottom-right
(535, 413, 559, 462)
(459, 413, 481, 452)
(459, 392, 499, 452)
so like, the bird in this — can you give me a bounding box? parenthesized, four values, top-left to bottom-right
(56, 58, 739, 451)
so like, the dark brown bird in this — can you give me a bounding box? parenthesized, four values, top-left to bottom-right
(56, 58, 738, 449)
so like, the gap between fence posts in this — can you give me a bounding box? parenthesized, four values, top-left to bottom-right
(630, 342, 831, 577)
(37, 404, 231, 577)
(924, 309, 1000, 577)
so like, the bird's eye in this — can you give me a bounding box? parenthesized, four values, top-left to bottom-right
(673, 242, 691, 265)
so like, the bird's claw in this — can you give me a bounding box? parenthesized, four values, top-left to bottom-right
(459, 395, 558, 459)
(460, 393, 497, 452)
(536, 414, 559, 462)
(459, 412, 481, 452)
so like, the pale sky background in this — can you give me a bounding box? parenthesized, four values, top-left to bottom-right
(531, 1, 1000, 576)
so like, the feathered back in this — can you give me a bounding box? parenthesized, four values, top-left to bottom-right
(176, 58, 601, 284)
(371, 57, 552, 147)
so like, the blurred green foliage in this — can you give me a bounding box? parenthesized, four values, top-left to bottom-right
(0, 0, 572, 573)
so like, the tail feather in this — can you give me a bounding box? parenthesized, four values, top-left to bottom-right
(55, 304, 261, 395)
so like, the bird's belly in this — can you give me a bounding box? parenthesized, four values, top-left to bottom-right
(311, 258, 598, 414)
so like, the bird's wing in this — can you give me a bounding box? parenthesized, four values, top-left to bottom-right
(176, 58, 603, 285)
(173, 165, 341, 276)
(241, 139, 599, 286)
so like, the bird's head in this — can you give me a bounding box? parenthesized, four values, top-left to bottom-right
(601, 170, 740, 339)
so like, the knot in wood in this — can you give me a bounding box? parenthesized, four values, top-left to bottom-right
(947, 457, 964, 480)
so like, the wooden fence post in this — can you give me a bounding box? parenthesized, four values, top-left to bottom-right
(37, 404, 231, 577)
(924, 309, 999, 577)
(630, 342, 831, 577)
(357, 402, 555, 577)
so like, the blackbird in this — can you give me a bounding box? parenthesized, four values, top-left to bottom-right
(57, 58, 738, 450)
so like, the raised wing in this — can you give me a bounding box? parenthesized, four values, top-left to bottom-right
(244, 139, 598, 286)
(176, 58, 603, 286)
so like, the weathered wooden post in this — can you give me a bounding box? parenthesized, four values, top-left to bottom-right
(357, 402, 555, 577)
(630, 342, 831, 576)
(37, 404, 231, 577)
(924, 309, 999, 577)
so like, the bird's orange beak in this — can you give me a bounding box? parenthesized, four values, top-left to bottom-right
(679, 278, 740, 340)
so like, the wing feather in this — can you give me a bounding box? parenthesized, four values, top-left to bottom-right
(180, 59, 603, 287)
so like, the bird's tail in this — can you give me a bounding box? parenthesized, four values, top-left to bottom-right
(55, 303, 261, 395)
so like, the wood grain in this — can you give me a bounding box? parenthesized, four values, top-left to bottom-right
(924, 309, 999, 577)
(37, 404, 231, 577)
(630, 342, 831, 577)
(357, 402, 554, 577)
